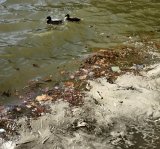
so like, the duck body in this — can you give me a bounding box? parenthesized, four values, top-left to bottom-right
(46, 16, 63, 25)
(65, 14, 80, 22)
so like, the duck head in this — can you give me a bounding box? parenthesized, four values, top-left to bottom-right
(46, 16, 51, 20)
(65, 14, 70, 18)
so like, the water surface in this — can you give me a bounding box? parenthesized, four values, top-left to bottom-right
(1, 1, 160, 148)
(0, 0, 160, 104)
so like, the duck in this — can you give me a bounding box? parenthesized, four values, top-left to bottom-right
(46, 16, 63, 25)
(65, 14, 81, 22)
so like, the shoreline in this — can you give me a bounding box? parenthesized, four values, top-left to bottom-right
(1, 41, 160, 149)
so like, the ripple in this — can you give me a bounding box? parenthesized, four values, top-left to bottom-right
(0, 31, 27, 47)
(0, 0, 6, 4)
(7, 3, 36, 12)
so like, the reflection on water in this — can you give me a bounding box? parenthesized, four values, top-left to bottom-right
(0, 0, 160, 103)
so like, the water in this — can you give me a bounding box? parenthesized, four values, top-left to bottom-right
(0, 1, 159, 89)
(1, 1, 160, 148)
(0, 0, 160, 104)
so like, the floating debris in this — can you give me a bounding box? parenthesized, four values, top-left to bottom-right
(0, 128, 6, 133)
(111, 66, 121, 72)
(36, 94, 53, 102)
(64, 81, 74, 88)
(0, 44, 157, 144)
(1, 90, 11, 97)
(132, 64, 144, 70)
(42, 76, 52, 82)
(32, 63, 39, 68)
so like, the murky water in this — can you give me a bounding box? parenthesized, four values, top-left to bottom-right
(0, 0, 160, 104)
(1, 1, 160, 148)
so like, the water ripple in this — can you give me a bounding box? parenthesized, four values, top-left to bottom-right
(0, 0, 6, 4)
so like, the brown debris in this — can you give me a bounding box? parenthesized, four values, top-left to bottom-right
(75, 46, 148, 82)
(64, 81, 75, 88)
(0, 119, 19, 139)
(0, 44, 156, 141)
(32, 64, 39, 68)
(36, 94, 53, 102)
(42, 76, 52, 82)
(1, 90, 11, 97)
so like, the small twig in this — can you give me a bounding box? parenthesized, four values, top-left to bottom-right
(42, 136, 50, 144)
(41, 119, 43, 129)
(97, 91, 103, 99)
(92, 97, 101, 105)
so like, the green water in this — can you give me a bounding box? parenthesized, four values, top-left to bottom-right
(1, 1, 160, 148)
(0, 0, 160, 104)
